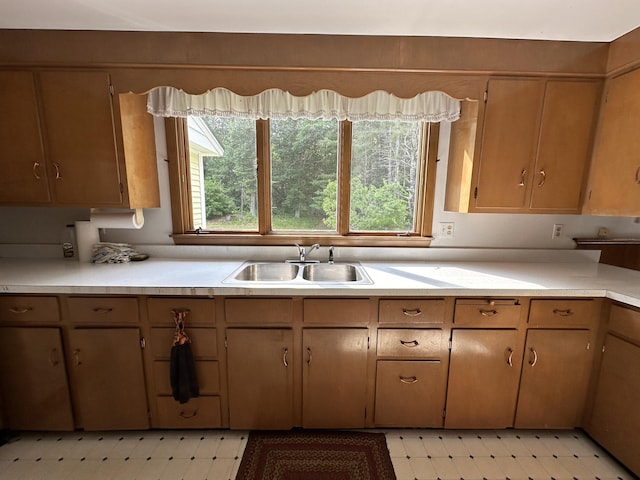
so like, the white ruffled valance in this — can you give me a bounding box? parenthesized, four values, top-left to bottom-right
(147, 87, 460, 122)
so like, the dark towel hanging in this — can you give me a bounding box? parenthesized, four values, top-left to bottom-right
(170, 309, 200, 404)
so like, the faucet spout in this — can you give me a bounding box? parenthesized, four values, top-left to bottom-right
(295, 243, 320, 263)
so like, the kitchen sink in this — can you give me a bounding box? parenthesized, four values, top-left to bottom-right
(231, 262, 299, 282)
(224, 261, 372, 284)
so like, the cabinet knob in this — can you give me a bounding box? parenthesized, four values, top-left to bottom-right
(53, 162, 62, 179)
(400, 339, 419, 347)
(506, 347, 514, 367)
(537, 169, 546, 187)
(32, 161, 41, 180)
(282, 347, 289, 367)
(518, 169, 527, 187)
(306, 347, 312, 366)
(529, 347, 538, 367)
(399, 376, 418, 384)
(402, 308, 422, 317)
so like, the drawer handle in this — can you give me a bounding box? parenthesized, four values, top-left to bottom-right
(479, 309, 498, 316)
(518, 169, 527, 187)
(92, 307, 113, 314)
(402, 308, 422, 317)
(49, 348, 60, 367)
(306, 347, 312, 366)
(179, 410, 197, 419)
(53, 162, 62, 179)
(552, 308, 574, 316)
(537, 169, 546, 187)
(32, 161, 42, 180)
(400, 339, 419, 347)
(9, 307, 33, 314)
(529, 347, 538, 367)
(399, 376, 418, 384)
(283, 347, 289, 367)
(506, 348, 514, 367)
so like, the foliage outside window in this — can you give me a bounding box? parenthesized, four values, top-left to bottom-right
(168, 115, 439, 246)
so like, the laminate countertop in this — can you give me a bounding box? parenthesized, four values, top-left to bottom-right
(1, 257, 639, 308)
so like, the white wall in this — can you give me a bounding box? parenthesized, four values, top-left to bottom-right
(1, 118, 639, 255)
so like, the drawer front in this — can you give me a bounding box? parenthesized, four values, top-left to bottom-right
(304, 298, 371, 325)
(529, 299, 599, 328)
(0, 296, 59, 322)
(150, 327, 218, 359)
(377, 329, 444, 358)
(148, 298, 215, 326)
(379, 299, 445, 324)
(155, 396, 221, 428)
(454, 299, 521, 326)
(67, 297, 139, 324)
(153, 360, 220, 395)
(609, 305, 640, 343)
(225, 298, 293, 325)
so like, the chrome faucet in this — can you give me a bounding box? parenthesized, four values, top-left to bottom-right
(328, 246, 334, 264)
(296, 243, 320, 263)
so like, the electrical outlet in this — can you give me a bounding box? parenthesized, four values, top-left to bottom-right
(597, 227, 610, 238)
(439, 222, 455, 238)
(552, 223, 564, 239)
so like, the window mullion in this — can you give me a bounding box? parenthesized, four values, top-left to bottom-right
(256, 119, 272, 234)
(338, 120, 352, 235)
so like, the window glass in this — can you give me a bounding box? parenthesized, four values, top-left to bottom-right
(349, 120, 421, 232)
(191, 117, 258, 231)
(269, 118, 339, 231)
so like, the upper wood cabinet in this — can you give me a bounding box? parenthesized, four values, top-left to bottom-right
(0, 70, 159, 208)
(583, 67, 640, 216)
(446, 78, 600, 214)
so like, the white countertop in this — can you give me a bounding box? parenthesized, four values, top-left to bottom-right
(1, 257, 639, 308)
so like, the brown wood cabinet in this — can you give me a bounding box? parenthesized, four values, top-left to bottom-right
(0, 327, 74, 430)
(447, 78, 599, 213)
(584, 67, 640, 216)
(227, 328, 293, 429)
(515, 329, 592, 428)
(302, 328, 369, 428)
(0, 70, 159, 208)
(445, 329, 523, 428)
(587, 304, 640, 476)
(67, 328, 149, 430)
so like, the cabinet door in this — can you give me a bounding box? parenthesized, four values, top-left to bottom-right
(226, 328, 293, 429)
(0, 71, 50, 204)
(588, 334, 640, 475)
(474, 79, 544, 211)
(445, 329, 522, 428)
(68, 328, 148, 430)
(530, 80, 599, 212)
(0, 327, 73, 430)
(515, 329, 592, 428)
(38, 71, 123, 206)
(303, 328, 368, 428)
(584, 68, 640, 216)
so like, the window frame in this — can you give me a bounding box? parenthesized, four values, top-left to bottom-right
(166, 117, 439, 247)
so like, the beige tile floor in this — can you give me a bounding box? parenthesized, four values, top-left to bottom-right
(0, 429, 634, 480)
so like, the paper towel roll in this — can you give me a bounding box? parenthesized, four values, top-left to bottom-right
(75, 221, 100, 262)
(90, 210, 144, 229)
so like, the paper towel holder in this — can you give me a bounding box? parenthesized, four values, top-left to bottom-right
(90, 208, 145, 229)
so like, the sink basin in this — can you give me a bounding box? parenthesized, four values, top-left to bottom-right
(232, 262, 299, 282)
(302, 263, 364, 282)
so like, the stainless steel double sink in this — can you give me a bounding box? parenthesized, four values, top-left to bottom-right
(223, 261, 373, 284)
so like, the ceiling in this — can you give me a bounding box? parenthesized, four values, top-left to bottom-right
(0, 0, 639, 42)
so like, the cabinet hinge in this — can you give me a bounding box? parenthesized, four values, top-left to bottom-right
(586, 342, 591, 351)
(602, 345, 606, 353)
(119, 183, 124, 194)
(140, 337, 146, 349)
(109, 84, 114, 96)
(474, 187, 478, 200)
(364, 407, 367, 420)
(484, 90, 488, 103)
(588, 190, 592, 200)
(442, 408, 446, 418)
(224, 336, 228, 348)
(367, 336, 370, 350)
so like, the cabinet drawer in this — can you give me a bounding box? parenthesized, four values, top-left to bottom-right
(377, 329, 444, 358)
(150, 327, 218, 359)
(0, 296, 59, 322)
(379, 299, 445, 324)
(529, 299, 599, 328)
(67, 297, 138, 324)
(609, 305, 640, 344)
(148, 298, 215, 326)
(304, 298, 371, 325)
(225, 298, 293, 325)
(153, 360, 220, 395)
(454, 299, 521, 326)
(375, 360, 446, 427)
(155, 396, 221, 428)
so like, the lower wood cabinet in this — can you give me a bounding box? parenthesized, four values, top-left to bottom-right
(445, 329, 523, 428)
(0, 327, 74, 430)
(588, 333, 640, 475)
(226, 328, 293, 429)
(67, 328, 149, 430)
(302, 328, 369, 428)
(515, 329, 592, 428)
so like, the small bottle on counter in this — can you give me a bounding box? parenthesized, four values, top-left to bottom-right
(61, 224, 76, 259)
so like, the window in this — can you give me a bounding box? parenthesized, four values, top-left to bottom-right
(168, 117, 439, 246)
